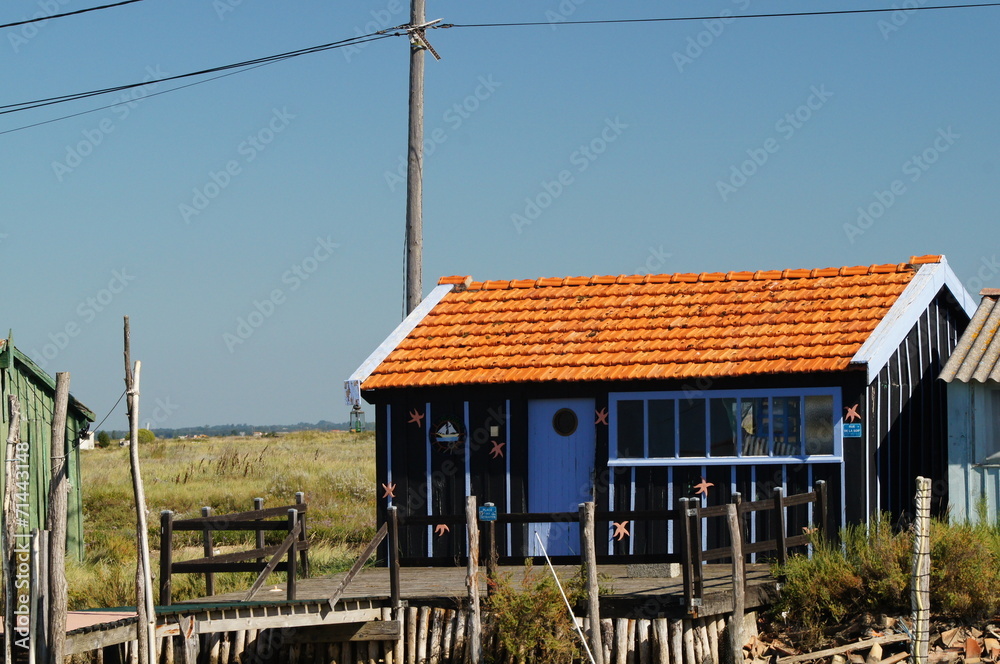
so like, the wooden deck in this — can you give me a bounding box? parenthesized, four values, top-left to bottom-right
(189, 563, 778, 619)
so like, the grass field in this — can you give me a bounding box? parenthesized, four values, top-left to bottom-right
(74, 430, 376, 609)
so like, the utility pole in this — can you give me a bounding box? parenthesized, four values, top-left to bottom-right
(404, 0, 426, 316)
(403, 1, 441, 316)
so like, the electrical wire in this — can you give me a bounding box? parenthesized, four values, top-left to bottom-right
(0, 0, 146, 30)
(0, 32, 396, 117)
(91, 388, 127, 432)
(437, 2, 1000, 28)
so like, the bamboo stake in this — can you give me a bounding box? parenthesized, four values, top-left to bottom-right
(3, 395, 21, 664)
(124, 317, 156, 664)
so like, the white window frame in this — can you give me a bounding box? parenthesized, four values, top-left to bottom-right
(975, 385, 1000, 465)
(608, 387, 843, 466)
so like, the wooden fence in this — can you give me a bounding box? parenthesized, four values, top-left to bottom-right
(384, 482, 827, 613)
(159, 494, 310, 605)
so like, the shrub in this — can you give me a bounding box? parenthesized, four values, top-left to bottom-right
(137, 428, 156, 444)
(96, 431, 111, 448)
(842, 514, 911, 612)
(486, 562, 581, 664)
(930, 520, 1000, 618)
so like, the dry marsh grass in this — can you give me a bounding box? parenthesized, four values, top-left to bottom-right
(77, 430, 375, 609)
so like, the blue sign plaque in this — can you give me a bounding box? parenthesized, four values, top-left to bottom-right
(478, 504, 497, 521)
(843, 423, 863, 438)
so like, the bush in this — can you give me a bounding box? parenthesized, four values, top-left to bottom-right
(930, 520, 1000, 618)
(137, 429, 155, 444)
(96, 431, 111, 448)
(842, 514, 911, 612)
(486, 562, 582, 664)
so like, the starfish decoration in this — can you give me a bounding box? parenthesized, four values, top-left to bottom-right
(844, 404, 861, 422)
(612, 521, 630, 541)
(694, 477, 714, 496)
(408, 408, 425, 426)
(489, 440, 506, 459)
(381, 482, 396, 499)
(595, 407, 609, 426)
(434, 524, 450, 536)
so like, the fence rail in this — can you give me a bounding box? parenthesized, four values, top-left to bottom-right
(159, 494, 310, 605)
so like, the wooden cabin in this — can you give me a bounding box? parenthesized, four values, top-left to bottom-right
(347, 256, 975, 562)
(0, 334, 95, 558)
(940, 289, 1000, 522)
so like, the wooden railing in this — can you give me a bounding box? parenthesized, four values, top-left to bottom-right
(159, 494, 310, 605)
(385, 481, 827, 613)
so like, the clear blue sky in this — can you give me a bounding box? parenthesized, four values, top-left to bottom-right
(2, 1, 997, 429)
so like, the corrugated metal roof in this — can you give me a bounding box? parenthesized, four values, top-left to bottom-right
(360, 256, 944, 391)
(940, 290, 1000, 383)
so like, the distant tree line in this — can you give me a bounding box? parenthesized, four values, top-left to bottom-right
(96, 419, 370, 442)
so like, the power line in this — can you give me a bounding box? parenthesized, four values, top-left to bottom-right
(0, 32, 395, 118)
(91, 388, 127, 432)
(0, 0, 146, 30)
(437, 2, 1000, 29)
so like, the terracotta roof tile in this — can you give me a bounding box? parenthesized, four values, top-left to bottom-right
(361, 259, 927, 390)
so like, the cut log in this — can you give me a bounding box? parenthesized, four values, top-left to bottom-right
(865, 641, 883, 664)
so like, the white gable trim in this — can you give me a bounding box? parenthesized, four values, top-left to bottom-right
(344, 283, 455, 407)
(851, 256, 977, 384)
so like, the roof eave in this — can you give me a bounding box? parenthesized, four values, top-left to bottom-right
(7, 346, 97, 421)
(850, 256, 975, 384)
(344, 283, 456, 407)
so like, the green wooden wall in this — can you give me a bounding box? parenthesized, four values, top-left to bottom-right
(0, 344, 94, 560)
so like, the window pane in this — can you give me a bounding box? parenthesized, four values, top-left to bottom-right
(804, 395, 834, 455)
(648, 399, 675, 457)
(679, 399, 706, 457)
(773, 397, 802, 456)
(709, 398, 737, 456)
(741, 398, 769, 456)
(617, 400, 645, 458)
(990, 391, 1000, 461)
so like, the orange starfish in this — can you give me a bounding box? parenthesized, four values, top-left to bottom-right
(694, 477, 714, 496)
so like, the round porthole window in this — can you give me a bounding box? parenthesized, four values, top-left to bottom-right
(552, 408, 578, 437)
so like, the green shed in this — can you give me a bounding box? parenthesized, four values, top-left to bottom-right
(0, 334, 95, 559)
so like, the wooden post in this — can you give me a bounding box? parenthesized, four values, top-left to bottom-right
(159, 511, 174, 605)
(669, 619, 683, 664)
(254, 497, 265, 563)
(287, 509, 299, 601)
(912, 477, 932, 664)
(465, 496, 482, 664)
(814, 480, 828, 536)
(689, 499, 704, 611)
(404, 0, 427, 315)
(406, 607, 418, 664)
(726, 503, 745, 664)
(46, 372, 71, 664)
(124, 317, 157, 664)
(678, 497, 694, 612)
(201, 506, 215, 597)
(772, 487, 787, 565)
(388, 506, 401, 608)
(580, 502, 603, 660)
(682, 619, 695, 664)
(296, 491, 310, 577)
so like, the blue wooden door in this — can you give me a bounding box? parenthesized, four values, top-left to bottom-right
(527, 399, 596, 556)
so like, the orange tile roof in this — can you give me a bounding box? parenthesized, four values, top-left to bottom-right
(361, 257, 940, 390)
